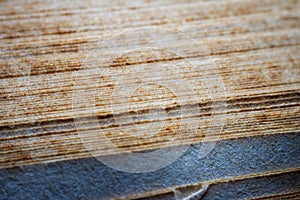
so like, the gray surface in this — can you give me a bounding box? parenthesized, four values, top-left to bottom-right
(0, 133, 299, 200)
(203, 171, 300, 200)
